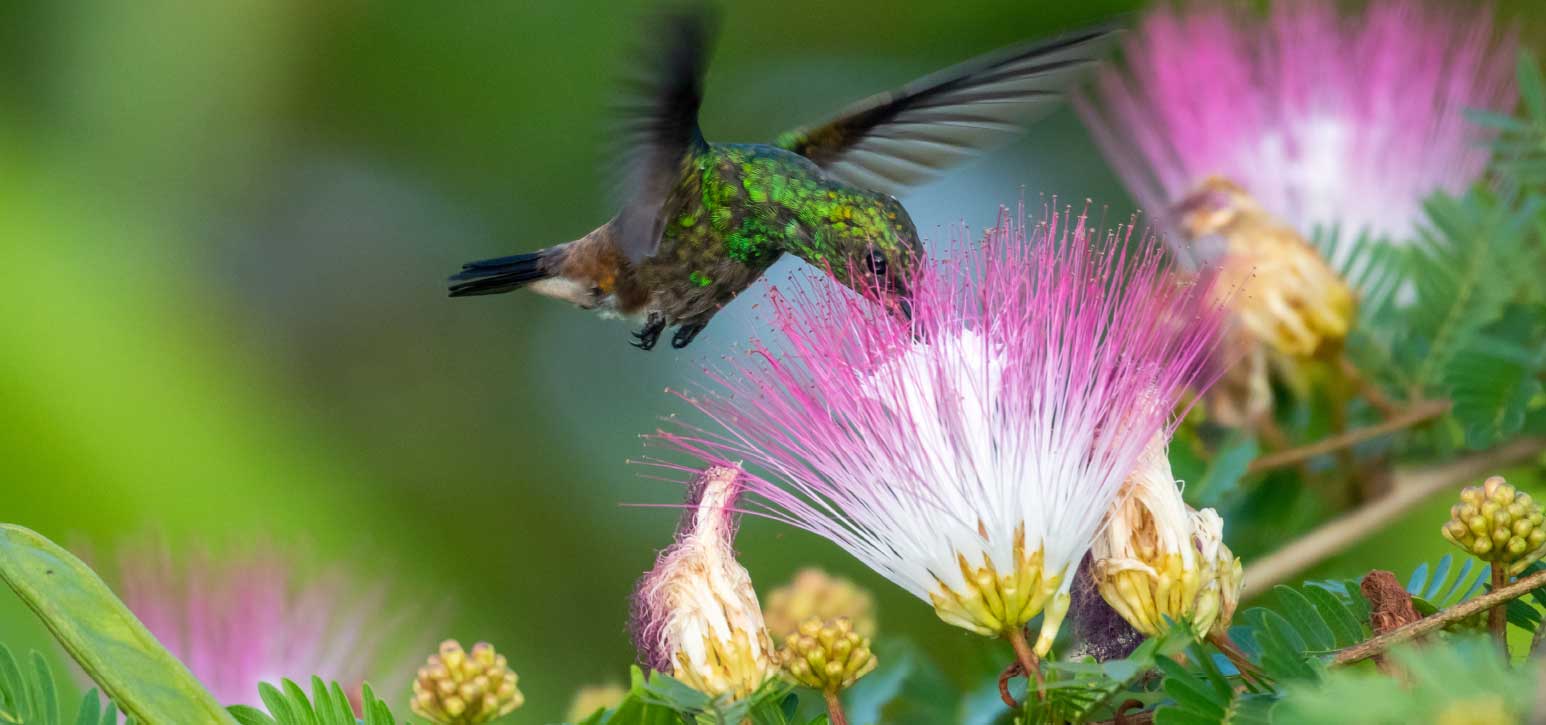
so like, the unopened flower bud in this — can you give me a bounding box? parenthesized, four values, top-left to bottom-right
(1092, 436, 1244, 639)
(411, 640, 523, 724)
(1443, 477, 1546, 574)
(778, 617, 877, 693)
(763, 568, 877, 641)
(630, 466, 775, 700)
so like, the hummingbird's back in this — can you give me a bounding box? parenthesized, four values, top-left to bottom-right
(632, 142, 920, 326)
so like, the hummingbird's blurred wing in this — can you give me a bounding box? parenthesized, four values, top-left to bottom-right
(777, 23, 1120, 197)
(613, 5, 716, 263)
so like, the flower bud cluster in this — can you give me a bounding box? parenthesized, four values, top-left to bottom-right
(411, 640, 523, 725)
(777, 616, 877, 693)
(1443, 476, 1546, 574)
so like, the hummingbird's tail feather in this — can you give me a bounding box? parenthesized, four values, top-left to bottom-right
(448, 250, 557, 297)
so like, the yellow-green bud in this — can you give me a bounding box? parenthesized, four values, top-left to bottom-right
(763, 568, 877, 642)
(411, 640, 524, 725)
(778, 617, 877, 693)
(1442, 477, 1546, 575)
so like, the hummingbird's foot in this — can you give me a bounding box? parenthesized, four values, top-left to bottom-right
(631, 313, 667, 351)
(671, 322, 707, 349)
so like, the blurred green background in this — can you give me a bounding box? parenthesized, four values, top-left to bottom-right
(2, 1, 1543, 722)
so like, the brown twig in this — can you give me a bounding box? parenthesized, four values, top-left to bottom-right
(997, 660, 1024, 708)
(1491, 566, 1510, 652)
(1207, 632, 1267, 688)
(1246, 399, 1451, 474)
(1242, 437, 1546, 599)
(1339, 355, 1403, 419)
(1332, 567, 1546, 666)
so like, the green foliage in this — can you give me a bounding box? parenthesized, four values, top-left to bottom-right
(574, 666, 798, 725)
(0, 525, 236, 724)
(1021, 626, 1192, 725)
(0, 643, 134, 725)
(843, 640, 957, 725)
(1402, 553, 1491, 619)
(1273, 638, 1536, 724)
(1184, 433, 1259, 508)
(224, 678, 396, 725)
(1473, 50, 1546, 187)
(1152, 645, 1273, 725)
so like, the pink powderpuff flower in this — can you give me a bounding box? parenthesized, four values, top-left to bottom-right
(661, 206, 1227, 659)
(1077, 0, 1516, 268)
(113, 540, 421, 711)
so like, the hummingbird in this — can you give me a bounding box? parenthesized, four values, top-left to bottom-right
(449, 8, 1117, 350)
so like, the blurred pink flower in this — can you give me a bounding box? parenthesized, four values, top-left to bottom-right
(114, 540, 419, 710)
(1077, 0, 1516, 266)
(662, 207, 1226, 653)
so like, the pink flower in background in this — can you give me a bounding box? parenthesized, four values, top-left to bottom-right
(114, 541, 420, 710)
(1077, 0, 1516, 266)
(662, 207, 1226, 656)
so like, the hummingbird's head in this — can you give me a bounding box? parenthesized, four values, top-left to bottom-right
(1172, 176, 1262, 240)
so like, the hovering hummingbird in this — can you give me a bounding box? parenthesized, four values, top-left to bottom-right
(449, 8, 1116, 350)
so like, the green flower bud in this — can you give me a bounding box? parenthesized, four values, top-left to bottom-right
(778, 617, 878, 693)
(1445, 477, 1546, 574)
(411, 640, 524, 725)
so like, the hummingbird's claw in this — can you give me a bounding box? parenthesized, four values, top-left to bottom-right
(632, 312, 668, 351)
(670, 322, 706, 349)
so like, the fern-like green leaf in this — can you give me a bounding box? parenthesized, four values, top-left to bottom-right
(1445, 308, 1546, 448)
(0, 645, 138, 725)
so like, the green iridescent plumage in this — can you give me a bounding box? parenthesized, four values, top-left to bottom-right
(448, 7, 1117, 351)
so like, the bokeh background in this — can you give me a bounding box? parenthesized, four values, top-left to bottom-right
(2, 1, 1543, 722)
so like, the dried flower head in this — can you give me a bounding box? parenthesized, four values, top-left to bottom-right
(114, 539, 418, 709)
(565, 682, 628, 722)
(1091, 436, 1243, 639)
(410, 640, 523, 724)
(1078, 0, 1516, 267)
(763, 568, 877, 641)
(630, 466, 775, 700)
(778, 617, 877, 693)
(1443, 476, 1546, 575)
(664, 207, 1226, 657)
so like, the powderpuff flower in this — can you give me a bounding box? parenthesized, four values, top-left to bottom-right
(114, 540, 418, 710)
(662, 208, 1227, 660)
(1077, 0, 1516, 267)
(630, 466, 776, 700)
(1090, 435, 1243, 639)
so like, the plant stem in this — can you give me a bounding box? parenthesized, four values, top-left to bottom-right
(1246, 399, 1451, 474)
(1207, 632, 1267, 687)
(1243, 437, 1546, 599)
(1331, 567, 1546, 666)
(823, 690, 849, 725)
(1491, 566, 1509, 652)
(1339, 355, 1403, 419)
(1005, 627, 1045, 698)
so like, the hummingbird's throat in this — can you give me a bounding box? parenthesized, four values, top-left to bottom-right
(926, 524, 1070, 655)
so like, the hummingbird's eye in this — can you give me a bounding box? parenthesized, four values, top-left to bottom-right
(865, 250, 888, 277)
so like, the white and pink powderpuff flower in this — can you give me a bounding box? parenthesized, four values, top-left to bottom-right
(1077, 0, 1516, 270)
(629, 465, 776, 700)
(113, 539, 423, 711)
(660, 205, 1228, 658)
